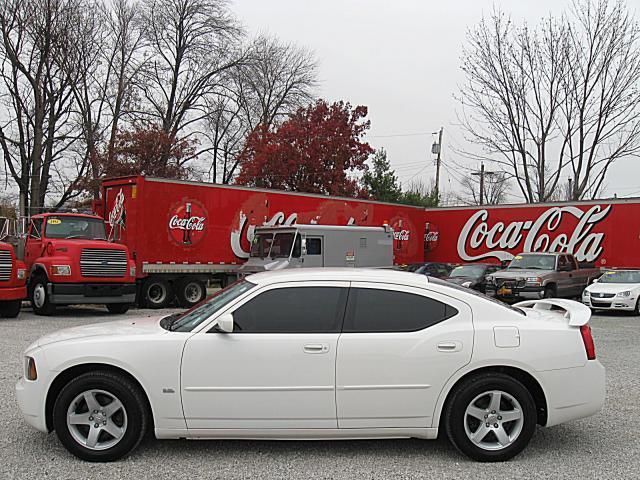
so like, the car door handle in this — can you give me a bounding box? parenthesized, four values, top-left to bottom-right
(437, 341, 462, 352)
(303, 343, 329, 354)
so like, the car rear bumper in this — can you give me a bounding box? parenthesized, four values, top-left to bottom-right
(538, 360, 606, 427)
(48, 282, 136, 304)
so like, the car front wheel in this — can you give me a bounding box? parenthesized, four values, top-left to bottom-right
(444, 373, 537, 462)
(53, 371, 148, 462)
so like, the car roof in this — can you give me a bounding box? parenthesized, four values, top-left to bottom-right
(246, 268, 431, 288)
(33, 212, 100, 219)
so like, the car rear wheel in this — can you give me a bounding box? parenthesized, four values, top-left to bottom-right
(53, 371, 148, 462)
(29, 274, 56, 316)
(176, 277, 206, 308)
(444, 373, 537, 462)
(0, 299, 22, 318)
(142, 278, 173, 309)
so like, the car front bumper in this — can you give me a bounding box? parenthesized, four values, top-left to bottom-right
(48, 282, 136, 304)
(582, 297, 637, 311)
(538, 360, 606, 427)
(486, 285, 546, 300)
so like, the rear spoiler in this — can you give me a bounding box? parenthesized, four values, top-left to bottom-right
(513, 299, 591, 327)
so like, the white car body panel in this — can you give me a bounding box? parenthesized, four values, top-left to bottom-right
(583, 281, 640, 311)
(16, 268, 605, 444)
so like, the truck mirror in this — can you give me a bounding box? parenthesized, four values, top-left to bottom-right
(301, 238, 307, 256)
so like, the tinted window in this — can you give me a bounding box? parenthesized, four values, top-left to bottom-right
(343, 288, 458, 333)
(306, 238, 322, 255)
(232, 287, 347, 333)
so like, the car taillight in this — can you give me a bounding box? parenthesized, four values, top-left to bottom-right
(580, 324, 596, 360)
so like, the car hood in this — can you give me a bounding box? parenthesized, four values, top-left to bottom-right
(489, 269, 549, 279)
(585, 283, 640, 294)
(33, 315, 167, 349)
(447, 276, 479, 285)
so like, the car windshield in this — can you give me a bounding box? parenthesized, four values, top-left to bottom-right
(163, 280, 256, 332)
(428, 277, 525, 316)
(598, 270, 640, 284)
(44, 216, 106, 240)
(508, 254, 555, 270)
(450, 265, 486, 278)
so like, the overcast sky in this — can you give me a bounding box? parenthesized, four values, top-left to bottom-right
(231, 0, 640, 202)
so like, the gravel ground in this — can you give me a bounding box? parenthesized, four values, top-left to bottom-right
(0, 305, 638, 479)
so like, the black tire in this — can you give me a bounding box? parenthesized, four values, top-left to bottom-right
(444, 373, 537, 462)
(175, 277, 206, 308)
(142, 277, 173, 309)
(52, 371, 148, 462)
(0, 299, 21, 318)
(106, 303, 130, 314)
(29, 274, 56, 316)
(543, 284, 557, 298)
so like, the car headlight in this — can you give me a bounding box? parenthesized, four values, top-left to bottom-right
(526, 276, 542, 284)
(25, 356, 37, 381)
(583, 290, 590, 296)
(51, 265, 71, 276)
(16, 268, 26, 280)
(616, 291, 631, 297)
(461, 281, 472, 288)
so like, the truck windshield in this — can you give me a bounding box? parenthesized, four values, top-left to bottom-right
(163, 280, 256, 332)
(508, 254, 555, 270)
(44, 216, 107, 240)
(598, 270, 640, 284)
(250, 232, 297, 259)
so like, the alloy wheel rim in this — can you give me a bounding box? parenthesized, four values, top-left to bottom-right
(66, 389, 128, 451)
(463, 390, 524, 451)
(33, 284, 46, 308)
(184, 283, 203, 303)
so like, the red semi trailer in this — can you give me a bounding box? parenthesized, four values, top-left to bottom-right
(422, 198, 640, 269)
(96, 176, 429, 308)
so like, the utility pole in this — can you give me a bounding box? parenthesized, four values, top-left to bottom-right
(471, 162, 496, 205)
(431, 127, 443, 202)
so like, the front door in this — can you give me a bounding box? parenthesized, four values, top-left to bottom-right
(181, 282, 348, 429)
(24, 218, 44, 263)
(336, 283, 473, 428)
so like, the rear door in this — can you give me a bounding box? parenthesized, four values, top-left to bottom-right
(335, 283, 473, 428)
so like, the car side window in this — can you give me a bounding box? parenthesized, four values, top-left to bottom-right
(232, 286, 347, 333)
(343, 288, 458, 333)
(29, 218, 43, 239)
(306, 238, 322, 255)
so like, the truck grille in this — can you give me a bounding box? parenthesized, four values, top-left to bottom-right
(494, 277, 526, 288)
(80, 249, 127, 277)
(0, 250, 12, 281)
(590, 292, 615, 299)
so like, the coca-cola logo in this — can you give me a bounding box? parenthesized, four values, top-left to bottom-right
(457, 205, 611, 263)
(393, 229, 410, 241)
(168, 199, 207, 246)
(425, 232, 439, 242)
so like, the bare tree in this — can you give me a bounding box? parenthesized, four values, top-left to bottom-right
(0, 0, 90, 216)
(561, 0, 640, 199)
(137, 0, 244, 145)
(458, 0, 640, 203)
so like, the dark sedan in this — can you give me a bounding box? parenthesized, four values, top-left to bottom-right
(446, 263, 502, 293)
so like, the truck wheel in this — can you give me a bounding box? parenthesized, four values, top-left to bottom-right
(106, 304, 130, 314)
(176, 278, 206, 308)
(29, 274, 56, 316)
(543, 284, 557, 299)
(142, 278, 173, 309)
(0, 300, 22, 318)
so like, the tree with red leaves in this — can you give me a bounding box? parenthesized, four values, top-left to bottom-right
(235, 100, 373, 197)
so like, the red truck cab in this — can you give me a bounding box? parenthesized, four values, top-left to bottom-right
(0, 242, 27, 318)
(23, 213, 136, 315)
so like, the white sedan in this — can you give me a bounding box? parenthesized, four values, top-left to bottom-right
(16, 268, 605, 463)
(582, 269, 640, 314)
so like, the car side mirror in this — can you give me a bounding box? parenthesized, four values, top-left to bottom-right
(592, 278, 599, 283)
(215, 313, 234, 333)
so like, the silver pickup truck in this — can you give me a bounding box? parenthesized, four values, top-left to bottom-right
(485, 252, 601, 299)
